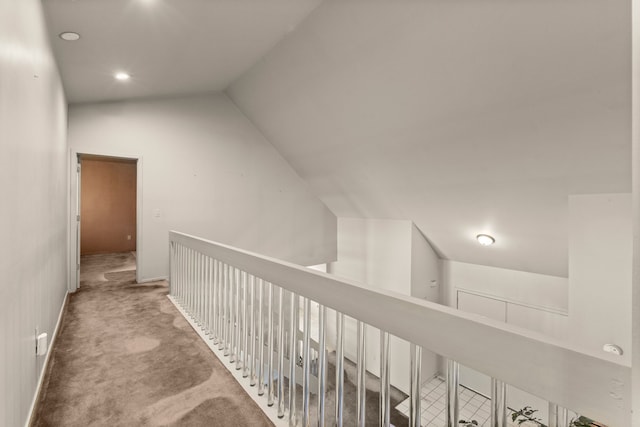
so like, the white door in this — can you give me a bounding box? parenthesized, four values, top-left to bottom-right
(75, 158, 81, 289)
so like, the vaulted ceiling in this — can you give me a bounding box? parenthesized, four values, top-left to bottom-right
(43, 0, 632, 277)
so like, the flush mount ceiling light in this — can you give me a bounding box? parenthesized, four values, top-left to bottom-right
(114, 72, 131, 81)
(476, 234, 495, 246)
(59, 32, 80, 41)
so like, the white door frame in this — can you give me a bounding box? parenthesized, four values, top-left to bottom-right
(69, 148, 143, 291)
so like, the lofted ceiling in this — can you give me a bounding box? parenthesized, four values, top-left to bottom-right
(42, 0, 322, 103)
(43, 0, 632, 277)
(227, 0, 632, 277)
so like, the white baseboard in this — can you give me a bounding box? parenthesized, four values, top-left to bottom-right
(25, 291, 69, 427)
(138, 276, 168, 284)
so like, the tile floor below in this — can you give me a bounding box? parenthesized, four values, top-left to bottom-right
(395, 376, 525, 427)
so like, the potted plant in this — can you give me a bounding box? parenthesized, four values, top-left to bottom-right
(511, 406, 603, 427)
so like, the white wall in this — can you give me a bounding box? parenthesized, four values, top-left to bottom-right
(0, 1, 69, 425)
(327, 218, 441, 393)
(68, 94, 337, 282)
(442, 260, 568, 312)
(633, 2, 640, 419)
(568, 194, 632, 366)
(411, 225, 441, 301)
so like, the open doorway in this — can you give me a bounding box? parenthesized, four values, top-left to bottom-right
(76, 154, 138, 290)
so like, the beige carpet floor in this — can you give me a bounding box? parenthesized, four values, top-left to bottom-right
(31, 252, 274, 427)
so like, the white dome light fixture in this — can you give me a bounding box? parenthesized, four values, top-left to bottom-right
(476, 234, 495, 246)
(114, 72, 131, 81)
(59, 32, 81, 41)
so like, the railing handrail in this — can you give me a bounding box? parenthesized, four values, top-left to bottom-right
(169, 230, 631, 426)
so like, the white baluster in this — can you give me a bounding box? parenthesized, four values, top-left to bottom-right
(446, 360, 459, 427)
(379, 330, 390, 427)
(289, 292, 298, 427)
(335, 312, 344, 427)
(277, 287, 285, 418)
(242, 271, 249, 376)
(409, 343, 422, 427)
(267, 281, 275, 406)
(249, 274, 256, 386)
(356, 321, 366, 427)
(317, 305, 326, 427)
(302, 298, 311, 427)
(257, 278, 265, 396)
(234, 268, 243, 371)
(223, 263, 230, 356)
(491, 378, 506, 427)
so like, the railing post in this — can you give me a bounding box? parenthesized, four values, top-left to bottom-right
(289, 292, 298, 427)
(205, 257, 212, 336)
(549, 403, 569, 427)
(380, 330, 391, 427)
(203, 255, 209, 334)
(223, 263, 230, 356)
(197, 253, 203, 327)
(187, 249, 193, 316)
(249, 275, 256, 386)
(194, 251, 200, 322)
(267, 281, 275, 406)
(446, 359, 459, 427)
(257, 278, 265, 396)
(277, 287, 285, 418)
(491, 378, 506, 427)
(302, 298, 311, 427)
(409, 343, 422, 427)
(234, 268, 241, 370)
(317, 305, 326, 427)
(217, 261, 225, 351)
(242, 271, 249, 377)
(356, 321, 367, 427)
(230, 267, 237, 362)
(211, 259, 218, 344)
(335, 312, 344, 427)
(549, 403, 558, 427)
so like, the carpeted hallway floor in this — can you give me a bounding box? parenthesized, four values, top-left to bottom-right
(31, 252, 274, 426)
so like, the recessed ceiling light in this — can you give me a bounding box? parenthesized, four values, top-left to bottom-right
(59, 32, 80, 41)
(114, 72, 131, 81)
(476, 234, 495, 246)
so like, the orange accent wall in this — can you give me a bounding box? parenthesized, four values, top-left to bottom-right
(80, 158, 136, 255)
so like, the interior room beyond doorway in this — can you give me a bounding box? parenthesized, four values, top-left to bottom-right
(80, 155, 137, 257)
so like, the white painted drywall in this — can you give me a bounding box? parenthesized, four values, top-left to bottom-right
(0, 1, 68, 425)
(68, 94, 337, 282)
(442, 260, 568, 312)
(568, 194, 632, 366)
(410, 225, 440, 301)
(507, 304, 569, 341)
(633, 2, 640, 420)
(327, 218, 441, 393)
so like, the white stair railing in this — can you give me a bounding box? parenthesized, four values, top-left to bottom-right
(168, 231, 630, 426)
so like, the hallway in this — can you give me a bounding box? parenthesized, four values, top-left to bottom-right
(31, 253, 273, 426)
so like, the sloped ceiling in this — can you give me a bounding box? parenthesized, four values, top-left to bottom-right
(228, 0, 631, 277)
